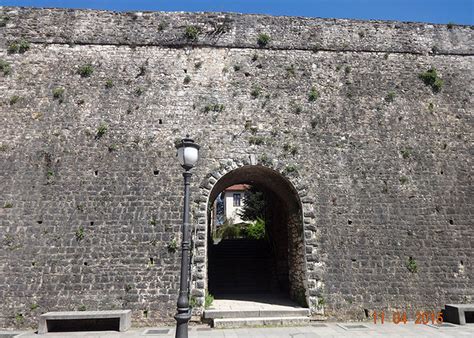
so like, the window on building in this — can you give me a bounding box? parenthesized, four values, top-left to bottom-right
(233, 193, 241, 207)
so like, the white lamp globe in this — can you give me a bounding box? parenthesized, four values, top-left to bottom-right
(176, 136, 200, 170)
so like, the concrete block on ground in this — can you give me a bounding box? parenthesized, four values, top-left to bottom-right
(38, 310, 132, 334)
(445, 304, 474, 325)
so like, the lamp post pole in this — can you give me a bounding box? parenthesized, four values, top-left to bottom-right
(175, 170, 192, 338)
(174, 136, 200, 338)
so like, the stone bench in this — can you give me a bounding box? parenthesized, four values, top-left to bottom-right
(445, 304, 474, 325)
(38, 310, 131, 334)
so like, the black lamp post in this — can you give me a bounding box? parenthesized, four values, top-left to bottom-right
(174, 136, 200, 338)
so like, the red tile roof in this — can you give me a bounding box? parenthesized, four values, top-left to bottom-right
(225, 184, 250, 191)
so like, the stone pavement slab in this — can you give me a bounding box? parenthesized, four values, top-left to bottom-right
(4, 322, 474, 337)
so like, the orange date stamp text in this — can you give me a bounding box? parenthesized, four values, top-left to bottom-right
(373, 311, 443, 325)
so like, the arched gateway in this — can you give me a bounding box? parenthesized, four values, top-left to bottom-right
(190, 164, 324, 315)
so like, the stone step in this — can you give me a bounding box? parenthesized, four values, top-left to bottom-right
(212, 316, 310, 328)
(204, 308, 310, 319)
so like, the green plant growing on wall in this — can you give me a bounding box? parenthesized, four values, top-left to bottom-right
(75, 226, 85, 241)
(419, 68, 443, 93)
(317, 296, 326, 307)
(431, 46, 440, 54)
(250, 87, 261, 99)
(259, 154, 272, 167)
(385, 91, 396, 103)
(400, 148, 412, 159)
(399, 176, 408, 185)
(284, 164, 298, 176)
(3, 234, 22, 250)
(8, 40, 30, 54)
(257, 33, 270, 47)
(3, 202, 13, 208)
(52, 87, 65, 102)
(428, 102, 434, 112)
(203, 103, 225, 113)
(205, 291, 214, 309)
(286, 64, 296, 76)
(173, 138, 183, 148)
(407, 256, 418, 273)
(308, 87, 319, 102)
(447, 22, 454, 29)
(105, 79, 113, 88)
(78, 64, 94, 78)
(345, 66, 351, 75)
(189, 296, 197, 308)
(9, 95, 20, 105)
(158, 21, 168, 31)
(167, 238, 178, 253)
(30, 303, 39, 311)
(0, 15, 10, 27)
(78, 305, 86, 311)
(283, 143, 298, 156)
(3, 234, 14, 248)
(249, 136, 265, 145)
(46, 170, 54, 180)
(292, 104, 303, 115)
(134, 87, 144, 96)
(0, 59, 11, 76)
(15, 313, 24, 325)
(184, 25, 200, 40)
(194, 61, 203, 69)
(96, 123, 108, 139)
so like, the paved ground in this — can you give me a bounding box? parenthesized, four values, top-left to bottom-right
(3, 322, 474, 338)
(3, 297, 472, 337)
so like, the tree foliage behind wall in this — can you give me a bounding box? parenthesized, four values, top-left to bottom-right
(238, 187, 266, 221)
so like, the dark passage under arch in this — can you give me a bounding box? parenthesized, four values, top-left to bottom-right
(207, 165, 308, 305)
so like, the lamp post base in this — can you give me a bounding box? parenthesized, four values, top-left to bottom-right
(175, 310, 192, 338)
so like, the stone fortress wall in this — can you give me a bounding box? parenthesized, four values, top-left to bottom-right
(0, 6, 472, 328)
